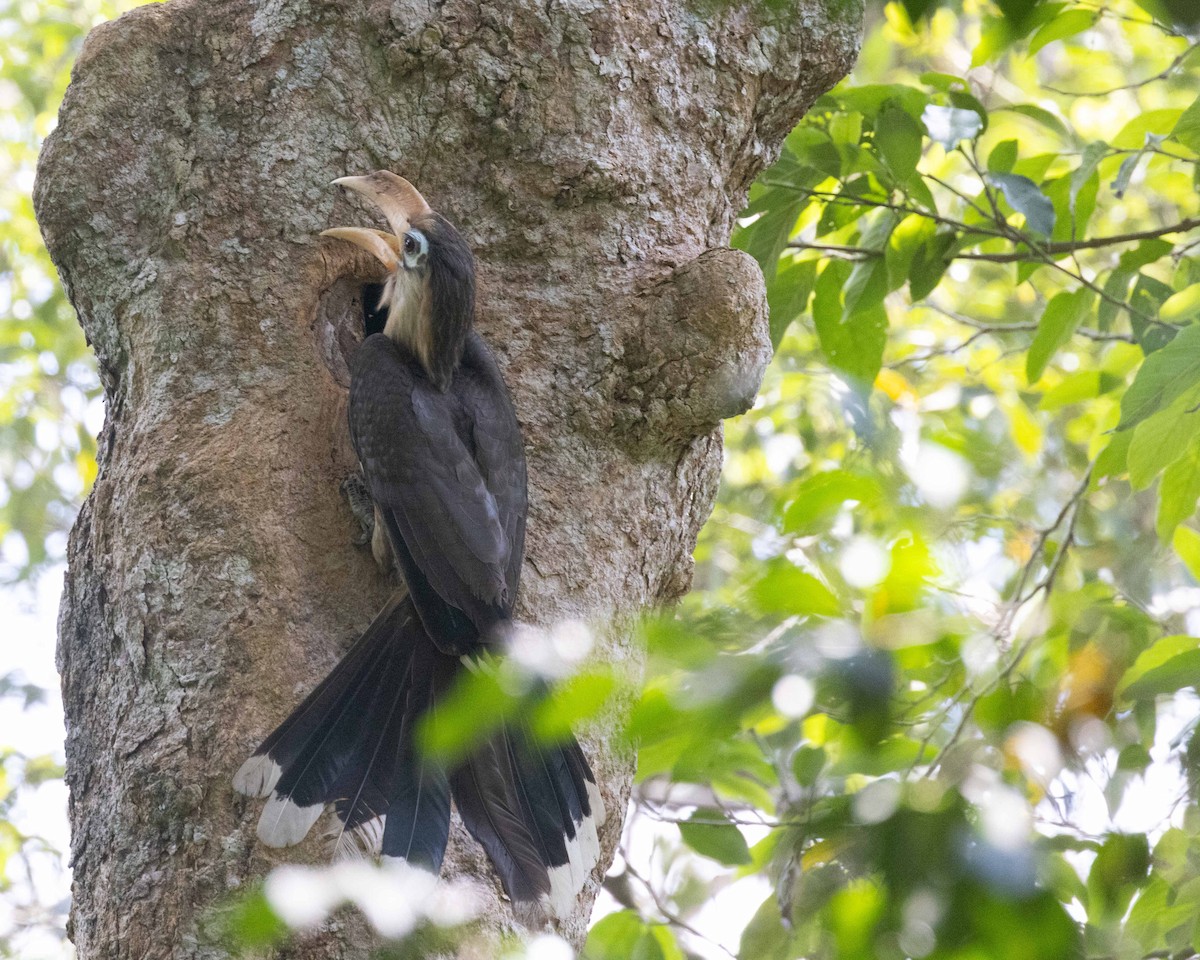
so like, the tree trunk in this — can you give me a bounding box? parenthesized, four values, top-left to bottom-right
(34, 0, 859, 956)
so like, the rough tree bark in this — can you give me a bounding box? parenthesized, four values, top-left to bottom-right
(34, 0, 859, 956)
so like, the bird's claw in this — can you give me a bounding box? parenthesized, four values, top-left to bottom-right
(340, 473, 375, 546)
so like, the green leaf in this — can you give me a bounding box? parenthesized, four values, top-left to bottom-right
(1026, 288, 1092, 383)
(842, 211, 900, 321)
(784, 127, 842, 179)
(792, 745, 826, 787)
(1093, 428, 1133, 484)
(1118, 323, 1200, 430)
(419, 664, 519, 762)
(738, 896, 793, 960)
(988, 172, 1056, 235)
(1027, 8, 1096, 53)
(1117, 743, 1153, 772)
(766, 258, 818, 348)
(1129, 273, 1180, 352)
(812, 259, 888, 386)
(1113, 109, 1183, 149)
(874, 104, 924, 183)
(733, 185, 803, 287)
(631, 932, 665, 960)
(987, 138, 1019, 173)
(1111, 151, 1144, 199)
(885, 215, 936, 291)
(993, 103, 1069, 139)
(751, 559, 842, 617)
(645, 926, 685, 960)
(972, 15, 1017, 67)
(1038, 370, 1123, 410)
(1157, 437, 1200, 540)
(815, 176, 882, 237)
(221, 887, 289, 949)
(922, 104, 983, 147)
(1173, 93, 1200, 153)
(679, 809, 752, 865)
(948, 90, 989, 134)
(531, 670, 616, 742)
(1087, 833, 1151, 920)
(908, 230, 956, 300)
(1161, 283, 1200, 324)
(1095, 270, 1132, 330)
(1070, 142, 1107, 201)
(586, 911, 649, 960)
(1173, 526, 1200, 581)
(920, 71, 972, 94)
(1119, 635, 1200, 701)
(1127, 388, 1200, 490)
(829, 84, 929, 122)
(1119, 238, 1174, 271)
(782, 470, 882, 534)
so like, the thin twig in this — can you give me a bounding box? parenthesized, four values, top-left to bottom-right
(621, 856, 739, 960)
(787, 216, 1200, 264)
(1043, 39, 1200, 97)
(909, 467, 1094, 775)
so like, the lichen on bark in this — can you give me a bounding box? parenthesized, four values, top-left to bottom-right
(35, 0, 859, 956)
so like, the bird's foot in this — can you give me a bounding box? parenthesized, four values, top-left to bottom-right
(340, 473, 375, 546)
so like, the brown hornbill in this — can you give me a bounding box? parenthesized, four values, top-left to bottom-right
(233, 172, 603, 918)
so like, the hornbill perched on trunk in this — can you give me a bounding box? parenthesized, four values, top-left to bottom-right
(233, 172, 604, 919)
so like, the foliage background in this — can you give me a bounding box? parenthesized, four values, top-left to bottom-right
(5, 0, 1200, 958)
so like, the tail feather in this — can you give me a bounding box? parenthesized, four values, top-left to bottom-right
(333, 641, 455, 870)
(380, 665, 453, 870)
(326, 648, 417, 857)
(234, 594, 604, 916)
(235, 594, 407, 794)
(379, 643, 454, 870)
(235, 596, 423, 848)
(503, 725, 573, 909)
(519, 726, 609, 916)
(271, 636, 404, 811)
(450, 737, 550, 905)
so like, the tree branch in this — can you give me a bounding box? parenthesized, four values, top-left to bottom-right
(787, 216, 1200, 264)
(1042, 39, 1200, 97)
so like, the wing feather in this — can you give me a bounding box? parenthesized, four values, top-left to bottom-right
(349, 334, 517, 630)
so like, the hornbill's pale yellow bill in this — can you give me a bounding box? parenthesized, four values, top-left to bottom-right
(319, 226, 402, 270)
(323, 171, 443, 379)
(320, 171, 433, 269)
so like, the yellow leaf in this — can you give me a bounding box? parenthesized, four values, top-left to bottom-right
(874, 367, 915, 403)
(1173, 526, 1200, 581)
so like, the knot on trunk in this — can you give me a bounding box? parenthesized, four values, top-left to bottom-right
(609, 248, 771, 453)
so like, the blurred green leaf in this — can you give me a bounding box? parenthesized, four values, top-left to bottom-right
(1173, 525, 1200, 580)
(1118, 323, 1200, 430)
(678, 809, 752, 865)
(584, 911, 648, 960)
(751, 560, 841, 617)
(1156, 436, 1200, 540)
(1088, 833, 1151, 919)
(1026, 288, 1092, 383)
(874, 104, 924, 183)
(792, 745, 826, 787)
(812, 259, 888, 387)
(1118, 635, 1200, 701)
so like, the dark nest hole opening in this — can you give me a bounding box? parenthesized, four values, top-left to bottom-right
(314, 278, 390, 388)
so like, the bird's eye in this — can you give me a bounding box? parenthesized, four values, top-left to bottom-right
(403, 235, 417, 255)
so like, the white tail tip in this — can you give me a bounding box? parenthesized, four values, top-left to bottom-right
(256, 795, 324, 847)
(233, 755, 282, 798)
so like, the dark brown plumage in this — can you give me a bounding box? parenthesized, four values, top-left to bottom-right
(234, 172, 603, 919)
